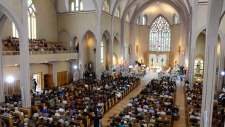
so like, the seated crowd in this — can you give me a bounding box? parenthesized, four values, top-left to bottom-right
(0, 74, 140, 127)
(3, 36, 68, 52)
(185, 82, 225, 127)
(109, 78, 178, 127)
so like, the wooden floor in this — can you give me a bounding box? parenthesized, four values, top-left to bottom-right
(101, 72, 187, 127)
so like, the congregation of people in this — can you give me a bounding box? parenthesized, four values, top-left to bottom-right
(109, 78, 179, 127)
(3, 36, 69, 52)
(0, 74, 140, 127)
(185, 82, 225, 127)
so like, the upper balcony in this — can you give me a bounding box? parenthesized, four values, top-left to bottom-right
(2, 51, 78, 66)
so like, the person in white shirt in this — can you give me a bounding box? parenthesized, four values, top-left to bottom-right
(59, 107, 65, 113)
(55, 110, 60, 117)
(137, 106, 142, 112)
(127, 103, 132, 107)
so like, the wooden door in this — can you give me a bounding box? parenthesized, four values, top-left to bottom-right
(57, 71, 67, 86)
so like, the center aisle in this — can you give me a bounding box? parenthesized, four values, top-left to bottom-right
(101, 72, 158, 126)
(173, 82, 187, 127)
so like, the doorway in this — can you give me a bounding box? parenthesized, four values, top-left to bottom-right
(32, 72, 42, 90)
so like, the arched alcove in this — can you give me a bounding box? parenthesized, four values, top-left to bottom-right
(73, 36, 79, 52)
(113, 35, 121, 65)
(101, 30, 111, 71)
(58, 28, 71, 50)
(81, 30, 97, 72)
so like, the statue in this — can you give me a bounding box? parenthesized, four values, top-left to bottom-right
(196, 60, 201, 74)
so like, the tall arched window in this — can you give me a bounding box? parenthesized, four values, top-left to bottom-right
(143, 15, 147, 25)
(149, 16, 170, 52)
(115, 7, 120, 18)
(80, 1, 83, 10)
(71, 2, 75, 11)
(101, 42, 104, 63)
(103, 0, 109, 12)
(75, 0, 83, 11)
(12, 23, 19, 38)
(136, 16, 139, 25)
(28, 0, 36, 39)
(126, 14, 130, 22)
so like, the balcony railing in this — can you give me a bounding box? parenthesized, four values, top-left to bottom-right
(2, 50, 77, 55)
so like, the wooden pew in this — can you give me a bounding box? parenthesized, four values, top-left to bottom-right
(0, 115, 13, 127)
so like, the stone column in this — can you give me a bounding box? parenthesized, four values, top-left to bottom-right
(217, 48, 225, 91)
(20, 0, 31, 108)
(0, 19, 5, 103)
(95, 12, 102, 80)
(110, 37, 113, 75)
(189, 0, 198, 86)
(200, 0, 223, 126)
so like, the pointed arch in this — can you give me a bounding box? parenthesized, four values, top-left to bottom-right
(149, 14, 172, 26)
(102, 0, 110, 13)
(0, 1, 23, 39)
(58, 28, 71, 41)
(114, 31, 120, 44)
(149, 15, 171, 52)
(101, 29, 111, 42)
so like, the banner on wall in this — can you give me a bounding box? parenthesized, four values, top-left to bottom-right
(116, 65, 120, 75)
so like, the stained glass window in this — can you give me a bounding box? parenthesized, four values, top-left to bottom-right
(103, 0, 109, 12)
(194, 58, 204, 76)
(71, 2, 74, 11)
(12, 23, 19, 38)
(149, 16, 170, 52)
(28, 1, 36, 39)
(115, 8, 119, 17)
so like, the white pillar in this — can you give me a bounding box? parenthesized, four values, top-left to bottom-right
(110, 37, 113, 75)
(20, 0, 31, 108)
(189, 0, 198, 86)
(200, 0, 223, 126)
(0, 25, 4, 103)
(218, 48, 225, 91)
(0, 15, 7, 103)
(95, 12, 102, 80)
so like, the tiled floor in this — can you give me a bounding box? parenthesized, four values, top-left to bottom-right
(101, 72, 187, 127)
(173, 81, 187, 127)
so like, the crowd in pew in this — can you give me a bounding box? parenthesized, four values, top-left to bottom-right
(3, 36, 68, 52)
(109, 78, 179, 127)
(0, 75, 140, 127)
(185, 82, 225, 127)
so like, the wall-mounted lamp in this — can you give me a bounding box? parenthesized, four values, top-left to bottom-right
(136, 45, 139, 53)
(177, 46, 181, 55)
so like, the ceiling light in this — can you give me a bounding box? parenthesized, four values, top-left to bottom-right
(157, 2, 159, 3)
(45, 61, 48, 63)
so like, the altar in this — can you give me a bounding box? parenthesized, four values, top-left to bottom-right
(150, 62, 162, 73)
(150, 66, 162, 73)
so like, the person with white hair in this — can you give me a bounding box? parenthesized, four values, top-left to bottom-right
(24, 115, 29, 122)
(55, 110, 60, 117)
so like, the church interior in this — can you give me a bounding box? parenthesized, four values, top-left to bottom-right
(0, 0, 225, 127)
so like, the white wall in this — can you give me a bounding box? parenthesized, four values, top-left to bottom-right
(3, 66, 20, 82)
(52, 61, 71, 86)
(2, 0, 57, 42)
(197, 5, 208, 31)
(195, 33, 206, 57)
